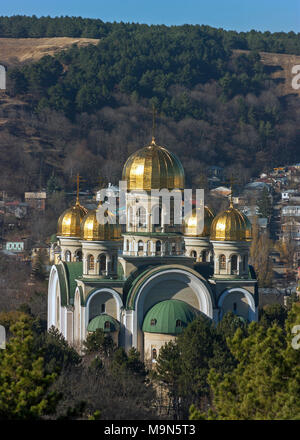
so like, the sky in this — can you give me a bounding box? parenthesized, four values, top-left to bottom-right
(1, 0, 299, 33)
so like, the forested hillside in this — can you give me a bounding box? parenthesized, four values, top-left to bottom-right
(0, 16, 299, 196)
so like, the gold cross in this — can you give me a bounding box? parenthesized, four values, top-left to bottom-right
(73, 173, 85, 204)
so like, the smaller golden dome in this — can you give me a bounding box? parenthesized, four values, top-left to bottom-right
(184, 206, 214, 237)
(81, 205, 121, 241)
(57, 201, 88, 237)
(210, 203, 252, 241)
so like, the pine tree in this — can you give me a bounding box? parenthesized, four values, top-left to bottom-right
(191, 303, 300, 420)
(0, 315, 59, 419)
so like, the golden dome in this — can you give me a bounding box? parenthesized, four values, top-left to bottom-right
(122, 138, 185, 191)
(210, 203, 252, 241)
(184, 206, 214, 237)
(81, 205, 121, 241)
(57, 201, 88, 237)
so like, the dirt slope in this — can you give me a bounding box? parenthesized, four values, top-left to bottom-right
(0, 37, 99, 66)
(233, 49, 300, 97)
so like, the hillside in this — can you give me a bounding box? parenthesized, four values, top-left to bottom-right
(233, 49, 300, 98)
(0, 37, 99, 66)
(0, 30, 299, 200)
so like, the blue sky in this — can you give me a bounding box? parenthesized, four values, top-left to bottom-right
(1, 0, 299, 33)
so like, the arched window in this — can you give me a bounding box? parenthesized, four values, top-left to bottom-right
(152, 348, 157, 360)
(101, 304, 106, 313)
(99, 254, 106, 272)
(219, 254, 226, 270)
(65, 250, 71, 262)
(138, 207, 146, 227)
(151, 319, 157, 326)
(169, 196, 175, 226)
(176, 319, 182, 327)
(171, 243, 176, 255)
(152, 206, 162, 227)
(88, 255, 95, 271)
(75, 250, 82, 262)
(128, 206, 134, 227)
(138, 240, 144, 252)
(231, 255, 238, 274)
(104, 321, 110, 329)
(190, 250, 197, 258)
(201, 250, 207, 262)
(155, 241, 161, 254)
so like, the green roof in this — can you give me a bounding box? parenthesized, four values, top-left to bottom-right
(87, 314, 120, 332)
(64, 262, 83, 304)
(55, 262, 83, 306)
(50, 234, 57, 243)
(142, 299, 199, 335)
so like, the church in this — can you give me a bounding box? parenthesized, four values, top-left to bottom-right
(48, 135, 258, 363)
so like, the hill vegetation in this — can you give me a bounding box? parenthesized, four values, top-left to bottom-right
(0, 16, 299, 200)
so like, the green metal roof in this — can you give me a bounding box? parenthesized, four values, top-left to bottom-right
(64, 262, 83, 304)
(55, 262, 83, 306)
(142, 299, 199, 335)
(87, 314, 120, 332)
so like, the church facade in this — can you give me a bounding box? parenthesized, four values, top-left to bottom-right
(48, 137, 258, 363)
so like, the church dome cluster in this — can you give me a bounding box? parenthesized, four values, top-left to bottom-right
(50, 133, 257, 366)
(122, 138, 185, 191)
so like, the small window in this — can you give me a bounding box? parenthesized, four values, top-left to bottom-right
(152, 348, 157, 360)
(231, 255, 238, 274)
(233, 302, 237, 312)
(88, 255, 95, 270)
(104, 321, 110, 329)
(172, 243, 176, 255)
(176, 320, 182, 327)
(156, 241, 161, 253)
(138, 240, 144, 252)
(99, 254, 106, 272)
(150, 319, 157, 326)
(202, 250, 207, 262)
(75, 250, 82, 262)
(65, 250, 71, 262)
(219, 254, 226, 270)
(190, 250, 197, 258)
(101, 304, 106, 313)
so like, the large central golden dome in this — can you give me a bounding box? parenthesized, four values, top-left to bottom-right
(210, 203, 252, 241)
(184, 206, 214, 237)
(122, 138, 185, 191)
(57, 200, 88, 237)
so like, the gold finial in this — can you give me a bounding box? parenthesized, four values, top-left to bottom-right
(151, 105, 156, 144)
